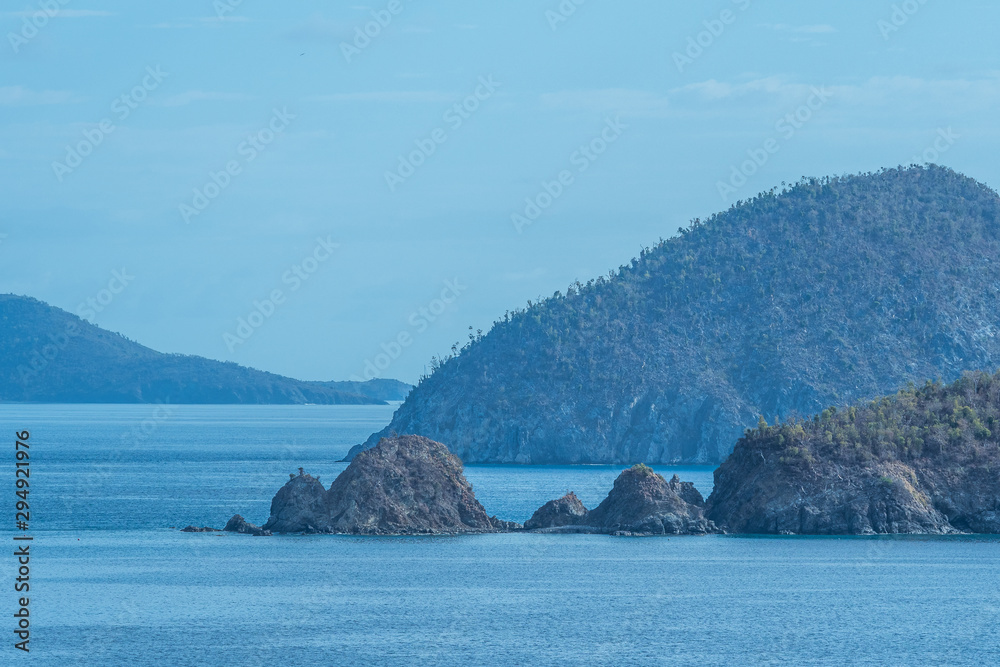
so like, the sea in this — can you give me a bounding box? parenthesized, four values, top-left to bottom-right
(2, 404, 998, 666)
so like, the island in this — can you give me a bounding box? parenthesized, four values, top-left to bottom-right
(202, 373, 1000, 537)
(707, 371, 1000, 534)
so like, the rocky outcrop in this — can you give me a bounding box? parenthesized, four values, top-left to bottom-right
(708, 458, 962, 535)
(180, 525, 217, 533)
(524, 492, 588, 530)
(525, 466, 718, 535)
(224, 514, 271, 536)
(261, 471, 328, 534)
(706, 372, 1000, 534)
(585, 466, 717, 535)
(262, 436, 518, 535)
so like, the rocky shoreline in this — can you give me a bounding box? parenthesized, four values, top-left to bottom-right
(193, 371, 1000, 537)
(200, 436, 722, 538)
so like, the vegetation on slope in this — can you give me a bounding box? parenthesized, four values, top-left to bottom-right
(707, 370, 1000, 534)
(732, 371, 1000, 470)
(357, 166, 1000, 463)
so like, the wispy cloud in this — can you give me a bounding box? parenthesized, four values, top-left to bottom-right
(540, 88, 670, 117)
(0, 86, 78, 106)
(197, 15, 251, 23)
(285, 15, 351, 42)
(307, 91, 459, 104)
(141, 16, 251, 29)
(3, 9, 114, 18)
(670, 76, 790, 101)
(669, 74, 1000, 111)
(761, 23, 837, 34)
(157, 90, 256, 107)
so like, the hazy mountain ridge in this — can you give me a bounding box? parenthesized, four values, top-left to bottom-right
(0, 294, 405, 405)
(354, 166, 1000, 464)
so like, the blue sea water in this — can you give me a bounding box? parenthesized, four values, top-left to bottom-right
(2, 404, 999, 666)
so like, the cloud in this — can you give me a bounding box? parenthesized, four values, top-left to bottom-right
(307, 91, 460, 104)
(197, 15, 251, 23)
(285, 15, 352, 42)
(3, 9, 114, 18)
(540, 88, 670, 117)
(762, 23, 837, 34)
(156, 90, 257, 107)
(669, 76, 791, 101)
(142, 16, 251, 29)
(668, 74, 1000, 114)
(0, 86, 77, 106)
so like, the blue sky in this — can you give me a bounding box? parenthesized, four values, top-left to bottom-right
(1, 0, 998, 384)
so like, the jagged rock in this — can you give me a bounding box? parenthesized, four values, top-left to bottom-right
(261, 472, 328, 533)
(524, 492, 588, 530)
(224, 514, 271, 536)
(489, 516, 524, 531)
(585, 466, 717, 535)
(180, 526, 217, 533)
(525, 467, 718, 535)
(262, 435, 509, 535)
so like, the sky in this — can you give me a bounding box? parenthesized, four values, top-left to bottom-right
(1, 0, 998, 385)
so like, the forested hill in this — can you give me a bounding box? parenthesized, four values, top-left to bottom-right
(707, 371, 1000, 534)
(353, 166, 1000, 464)
(0, 294, 390, 405)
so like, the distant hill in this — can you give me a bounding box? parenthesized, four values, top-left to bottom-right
(0, 294, 405, 405)
(320, 379, 412, 402)
(353, 166, 1000, 464)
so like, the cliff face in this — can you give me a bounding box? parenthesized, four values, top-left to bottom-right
(353, 167, 1000, 464)
(526, 466, 717, 535)
(262, 436, 511, 535)
(707, 371, 1000, 534)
